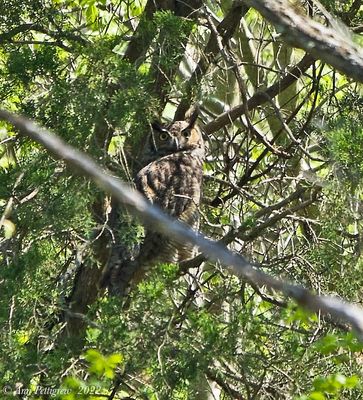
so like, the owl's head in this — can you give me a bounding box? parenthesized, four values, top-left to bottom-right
(150, 120, 203, 152)
(144, 108, 204, 162)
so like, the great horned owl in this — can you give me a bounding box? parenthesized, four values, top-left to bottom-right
(102, 109, 205, 296)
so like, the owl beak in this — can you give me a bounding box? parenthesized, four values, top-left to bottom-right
(173, 137, 180, 150)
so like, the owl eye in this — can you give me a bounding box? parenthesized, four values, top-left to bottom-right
(159, 131, 169, 141)
(182, 129, 191, 139)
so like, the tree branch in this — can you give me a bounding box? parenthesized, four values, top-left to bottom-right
(0, 22, 88, 48)
(242, 0, 363, 83)
(204, 54, 314, 134)
(2, 109, 363, 338)
(174, 2, 249, 120)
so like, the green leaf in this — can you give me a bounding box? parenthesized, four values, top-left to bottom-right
(80, 0, 95, 5)
(345, 375, 359, 389)
(86, 4, 98, 27)
(314, 334, 339, 354)
(86, 327, 102, 344)
(107, 353, 123, 367)
(309, 392, 325, 400)
(3, 219, 16, 238)
(15, 330, 30, 345)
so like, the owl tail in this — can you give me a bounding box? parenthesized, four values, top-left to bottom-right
(99, 244, 139, 297)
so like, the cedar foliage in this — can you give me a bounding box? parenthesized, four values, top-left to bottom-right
(0, 1, 363, 399)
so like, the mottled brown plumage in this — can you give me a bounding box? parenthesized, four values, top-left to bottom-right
(103, 112, 205, 296)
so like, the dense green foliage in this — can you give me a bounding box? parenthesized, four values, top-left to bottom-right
(0, 0, 363, 399)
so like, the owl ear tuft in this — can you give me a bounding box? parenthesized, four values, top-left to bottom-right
(184, 104, 199, 127)
(151, 121, 163, 132)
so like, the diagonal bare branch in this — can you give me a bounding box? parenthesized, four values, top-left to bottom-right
(1, 109, 363, 338)
(204, 54, 314, 134)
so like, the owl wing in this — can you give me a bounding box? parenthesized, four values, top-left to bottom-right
(134, 152, 202, 268)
